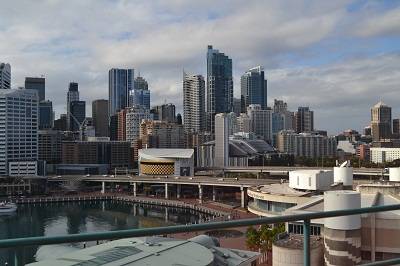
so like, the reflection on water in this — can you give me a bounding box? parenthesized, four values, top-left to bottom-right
(0, 200, 207, 265)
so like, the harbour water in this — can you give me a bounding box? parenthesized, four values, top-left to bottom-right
(0, 200, 208, 265)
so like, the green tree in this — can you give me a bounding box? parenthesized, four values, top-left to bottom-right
(246, 223, 285, 252)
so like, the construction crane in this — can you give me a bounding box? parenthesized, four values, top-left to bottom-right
(69, 112, 89, 141)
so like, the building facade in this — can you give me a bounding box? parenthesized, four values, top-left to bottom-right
(69, 101, 86, 132)
(295, 107, 314, 133)
(371, 101, 392, 141)
(139, 120, 185, 149)
(151, 103, 176, 123)
(183, 73, 205, 133)
(125, 106, 151, 143)
(276, 130, 337, 158)
(39, 100, 54, 129)
(247, 104, 272, 143)
(240, 66, 267, 113)
(38, 130, 62, 164)
(206, 45, 233, 133)
(67, 82, 79, 131)
(214, 113, 229, 167)
(92, 99, 109, 137)
(25, 77, 45, 101)
(370, 147, 400, 163)
(0, 89, 39, 176)
(0, 63, 11, 90)
(109, 68, 134, 118)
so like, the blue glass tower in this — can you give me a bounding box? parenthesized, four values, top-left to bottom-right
(108, 68, 134, 118)
(39, 100, 54, 129)
(240, 66, 267, 113)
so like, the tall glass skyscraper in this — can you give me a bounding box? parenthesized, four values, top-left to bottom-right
(0, 63, 11, 90)
(109, 68, 134, 118)
(206, 45, 233, 133)
(39, 100, 54, 129)
(240, 66, 267, 113)
(67, 82, 79, 131)
(130, 75, 150, 109)
(25, 77, 45, 101)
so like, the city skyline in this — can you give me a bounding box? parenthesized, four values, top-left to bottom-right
(1, 1, 400, 133)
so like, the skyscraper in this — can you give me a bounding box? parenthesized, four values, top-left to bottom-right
(25, 77, 45, 101)
(215, 113, 229, 167)
(371, 101, 392, 141)
(0, 89, 38, 176)
(92, 99, 109, 137)
(183, 73, 205, 133)
(151, 103, 176, 123)
(70, 101, 86, 132)
(247, 104, 272, 143)
(0, 63, 11, 90)
(134, 75, 148, 90)
(295, 107, 314, 133)
(39, 100, 54, 129)
(109, 68, 134, 118)
(125, 105, 151, 143)
(130, 89, 150, 109)
(67, 82, 79, 131)
(206, 45, 233, 133)
(240, 66, 267, 113)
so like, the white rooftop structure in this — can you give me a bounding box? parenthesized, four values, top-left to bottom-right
(28, 235, 259, 266)
(139, 148, 194, 160)
(289, 170, 334, 191)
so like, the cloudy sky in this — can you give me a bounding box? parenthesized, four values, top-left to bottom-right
(1, 0, 400, 134)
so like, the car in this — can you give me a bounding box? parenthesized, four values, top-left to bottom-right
(85, 174, 91, 177)
(217, 178, 224, 181)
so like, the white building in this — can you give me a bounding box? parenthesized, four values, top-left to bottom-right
(183, 73, 205, 133)
(0, 89, 39, 176)
(125, 105, 151, 142)
(370, 147, 400, 163)
(247, 104, 272, 143)
(0, 63, 11, 90)
(215, 113, 229, 167)
(138, 148, 194, 176)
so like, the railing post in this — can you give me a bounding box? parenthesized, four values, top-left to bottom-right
(303, 219, 310, 266)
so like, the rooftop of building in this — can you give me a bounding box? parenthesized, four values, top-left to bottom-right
(274, 233, 322, 249)
(251, 183, 312, 197)
(28, 235, 259, 266)
(203, 138, 275, 157)
(138, 148, 194, 159)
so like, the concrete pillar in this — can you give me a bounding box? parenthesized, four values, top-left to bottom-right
(371, 213, 376, 262)
(165, 183, 168, 199)
(101, 181, 105, 194)
(198, 184, 203, 203)
(165, 208, 169, 222)
(212, 186, 216, 201)
(133, 182, 137, 197)
(177, 184, 181, 199)
(240, 186, 246, 208)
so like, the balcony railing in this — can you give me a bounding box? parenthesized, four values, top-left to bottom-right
(1, 204, 400, 266)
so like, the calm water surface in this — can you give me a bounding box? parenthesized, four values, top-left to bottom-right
(0, 200, 208, 265)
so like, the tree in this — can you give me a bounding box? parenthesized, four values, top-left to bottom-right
(246, 223, 285, 252)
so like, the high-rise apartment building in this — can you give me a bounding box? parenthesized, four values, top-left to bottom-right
(233, 98, 241, 116)
(371, 101, 392, 141)
(151, 104, 176, 123)
(130, 75, 150, 109)
(67, 82, 79, 131)
(139, 120, 185, 149)
(393, 119, 400, 138)
(0, 63, 11, 90)
(125, 105, 151, 143)
(183, 73, 205, 133)
(276, 130, 337, 158)
(240, 66, 267, 113)
(206, 45, 233, 133)
(0, 89, 38, 176)
(295, 107, 314, 133)
(39, 100, 54, 129)
(214, 113, 229, 167)
(117, 109, 127, 141)
(54, 114, 68, 131)
(92, 99, 109, 137)
(109, 68, 134, 118)
(25, 77, 45, 101)
(70, 101, 86, 132)
(247, 104, 272, 143)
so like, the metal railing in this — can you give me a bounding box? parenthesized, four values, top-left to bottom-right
(1, 204, 400, 265)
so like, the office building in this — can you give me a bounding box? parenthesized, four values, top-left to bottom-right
(295, 107, 314, 133)
(247, 104, 272, 143)
(69, 101, 86, 132)
(0, 89, 38, 176)
(237, 113, 251, 133)
(53, 114, 67, 131)
(276, 130, 337, 158)
(371, 101, 392, 141)
(109, 114, 118, 141)
(206, 45, 233, 133)
(39, 100, 54, 129)
(393, 119, 400, 138)
(109, 68, 134, 118)
(370, 147, 400, 163)
(176, 113, 182, 125)
(240, 66, 267, 112)
(25, 77, 45, 101)
(130, 75, 150, 109)
(183, 73, 205, 133)
(117, 109, 127, 141)
(139, 120, 185, 149)
(92, 99, 109, 137)
(233, 97, 241, 116)
(125, 105, 151, 143)
(151, 103, 176, 123)
(66, 82, 79, 130)
(214, 113, 229, 167)
(62, 140, 132, 170)
(0, 63, 11, 90)
(38, 130, 63, 164)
